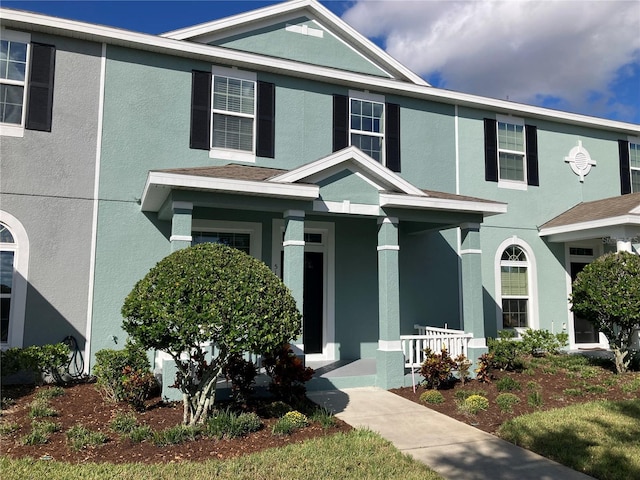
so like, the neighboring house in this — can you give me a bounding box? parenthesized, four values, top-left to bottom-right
(1, 0, 638, 391)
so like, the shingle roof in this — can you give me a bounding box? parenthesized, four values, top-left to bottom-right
(541, 192, 640, 229)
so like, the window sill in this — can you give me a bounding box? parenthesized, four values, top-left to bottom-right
(209, 148, 256, 163)
(0, 123, 25, 138)
(498, 180, 527, 191)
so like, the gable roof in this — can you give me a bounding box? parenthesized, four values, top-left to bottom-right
(161, 0, 428, 86)
(539, 193, 640, 242)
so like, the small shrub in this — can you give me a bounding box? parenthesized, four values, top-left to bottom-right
(526, 381, 540, 391)
(206, 409, 261, 439)
(419, 390, 445, 404)
(1, 343, 70, 383)
(22, 420, 60, 445)
(128, 425, 153, 443)
(110, 411, 138, 434)
(93, 340, 155, 408)
(283, 410, 309, 428)
(496, 393, 520, 413)
(475, 353, 494, 383)
(487, 330, 525, 371)
(263, 344, 314, 403)
(563, 388, 583, 397)
(454, 354, 471, 385)
(272, 416, 295, 436)
(0, 421, 20, 435)
(454, 389, 485, 401)
(35, 386, 65, 400)
(66, 424, 109, 451)
(272, 410, 309, 436)
(152, 424, 200, 446)
(264, 400, 291, 418)
(223, 354, 258, 404)
(460, 394, 489, 415)
(585, 385, 607, 394)
(520, 329, 568, 356)
(419, 347, 457, 389)
(28, 399, 58, 418)
(621, 376, 640, 393)
(310, 406, 336, 429)
(527, 390, 543, 408)
(496, 376, 522, 392)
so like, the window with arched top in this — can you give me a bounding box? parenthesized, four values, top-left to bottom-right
(0, 213, 29, 347)
(500, 244, 530, 328)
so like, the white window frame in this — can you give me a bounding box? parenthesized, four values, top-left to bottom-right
(209, 66, 257, 163)
(191, 219, 262, 259)
(496, 114, 527, 190)
(629, 136, 640, 194)
(0, 211, 29, 349)
(0, 29, 31, 138)
(349, 89, 385, 165)
(494, 237, 538, 335)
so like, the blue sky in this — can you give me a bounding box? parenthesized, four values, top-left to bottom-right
(3, 0, 639, 125)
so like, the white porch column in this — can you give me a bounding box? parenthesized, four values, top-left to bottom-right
(616, 238, 633, 253)
(170, 201, 193, 252)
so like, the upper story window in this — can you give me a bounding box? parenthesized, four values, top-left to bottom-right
(333, 91, 401, 172)
(0, 29, 55, 138)
(212, 72, 255, 154)
(630, 141, 639, 193)
(189, 66, 275, 161)
(484, 115, 539, 189)
(350, 96, 384, 162)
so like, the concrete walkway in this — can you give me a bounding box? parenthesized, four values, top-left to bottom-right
(308, 387, 594, 480)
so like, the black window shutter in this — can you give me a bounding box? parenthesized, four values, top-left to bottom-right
(256, 81, 275, 158)
(525, 125, 539, 186)
(333, 94, 348, 152)
(189, 70, 211, 150)
(484, 118, 498, 182)
(25, 43, 55, 132)
(385, 102, 401, 172)
(619, 140, 631, 195)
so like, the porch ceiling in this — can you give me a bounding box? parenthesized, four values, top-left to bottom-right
(539, 192, 640, 243)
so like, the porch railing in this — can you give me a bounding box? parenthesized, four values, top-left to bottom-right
(400, 324, 473, 392)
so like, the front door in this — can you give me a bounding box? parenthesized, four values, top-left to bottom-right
(303, 252, 324, 354)
(571, 262, 599, 344)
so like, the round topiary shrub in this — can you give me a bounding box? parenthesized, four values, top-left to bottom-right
(496, 392, 521, 413)
(462, 394, 489, 415)
(419, 390, 445, 404)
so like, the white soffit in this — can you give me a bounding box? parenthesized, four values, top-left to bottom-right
(538, 215, 640, 240)
(379, 192, 508, 216)
(141, 171, 319, 212)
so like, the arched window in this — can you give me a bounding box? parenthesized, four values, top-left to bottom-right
(497, 242, 536, 329)
(0, 212, 29, 347)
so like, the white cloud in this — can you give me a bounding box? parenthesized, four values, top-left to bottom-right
(342, 0, 640, 120)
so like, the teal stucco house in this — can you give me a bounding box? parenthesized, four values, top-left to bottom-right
(1, 0, 639, 391)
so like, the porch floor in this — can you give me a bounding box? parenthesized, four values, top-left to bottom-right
(307, 359, 376, 378)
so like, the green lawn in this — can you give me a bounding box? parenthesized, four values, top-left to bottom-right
(498, 399, 640, 480)
(0, 429, 443, 480)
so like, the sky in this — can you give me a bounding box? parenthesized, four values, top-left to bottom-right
(3, 0, 639, 125)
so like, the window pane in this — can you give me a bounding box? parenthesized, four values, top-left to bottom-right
(499, 152, 525, 181)
(1, 297, 10, 343)
(0, 84, 24, 124)
(213, 76, 254, 115)
(0, 225, 15, 243)
(502, 299, 528, 328)
(352, 133, 382, 162)
(632, 170, 640, 193)
(501, 245, 526, 261)
(498, 122, 524, 151)
(1, 40, 27, 82)
(1, 251, 14, 295)
(501, 266, 528, 296)
(192, 231, 250, 254)
(630, 143, 640, 168)
(351, 99, 383, 134)
(213, 114, 253, 151)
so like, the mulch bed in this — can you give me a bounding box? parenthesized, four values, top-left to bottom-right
(0, 382, 350, 464)
(391, 361, 639, 434)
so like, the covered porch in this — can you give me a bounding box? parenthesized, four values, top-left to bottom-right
(141, 147, 506, 392)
